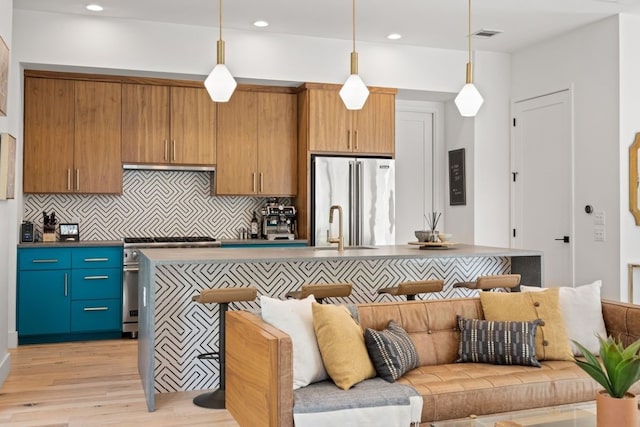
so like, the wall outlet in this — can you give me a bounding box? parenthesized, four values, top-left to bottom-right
(594, 228, 605, 242)
(594, 211, 605, 225)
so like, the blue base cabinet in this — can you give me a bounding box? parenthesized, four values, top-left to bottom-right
(17, 245, 123, 344)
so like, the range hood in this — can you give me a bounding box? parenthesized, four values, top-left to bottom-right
(123, 164, 215, 172)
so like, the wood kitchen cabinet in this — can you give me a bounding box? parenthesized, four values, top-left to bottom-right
(23, 76, 122, 194)
(215, 87, 297, 196)
(121, 84, 216, 166)
(301, 83, 396, 156)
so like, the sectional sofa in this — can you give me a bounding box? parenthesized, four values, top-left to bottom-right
(225, 297, 640, 426)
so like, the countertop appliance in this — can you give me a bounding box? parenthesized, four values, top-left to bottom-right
(122, 236, 221, 337)
(311, 155, 395, 247)
(261, 205, 297, 240)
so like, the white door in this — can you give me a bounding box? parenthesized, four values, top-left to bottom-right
(512, 90, 573, 286)
(395, 110, 434, 244)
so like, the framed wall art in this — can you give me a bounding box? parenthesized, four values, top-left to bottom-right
(0, 35, 8, 116)
(448, 148, 466, 206)
(0, 133, 16, 200)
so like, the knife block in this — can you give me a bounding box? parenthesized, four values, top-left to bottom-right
(42, 231, 56, 242)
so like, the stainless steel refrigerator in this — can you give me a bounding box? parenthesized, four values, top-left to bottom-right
(311, 155, 395, 247)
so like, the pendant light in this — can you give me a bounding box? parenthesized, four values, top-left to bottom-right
(204, 0, 237, 102)
(339, 0, 369, 110)
(454, 0, 484, 117)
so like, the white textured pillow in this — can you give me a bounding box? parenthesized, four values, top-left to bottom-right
(520, 280, 606, 356)
(260, 295, 328, 389)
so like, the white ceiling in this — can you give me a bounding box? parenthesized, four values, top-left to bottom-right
(12, 0, 640, 53)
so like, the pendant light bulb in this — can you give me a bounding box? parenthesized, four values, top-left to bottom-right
(340, 0, 369, 110)
(205, 0, 237, 103)
(455, 0, 483, 117)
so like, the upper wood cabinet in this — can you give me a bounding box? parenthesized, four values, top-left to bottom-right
(121, 84, 216, 166)
(215, 88, 297, 196)
(24, 76, 122, 194)
(301, 83, 396, 156)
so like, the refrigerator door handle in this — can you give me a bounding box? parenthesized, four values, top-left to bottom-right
(356, 161, 364, 246)
(349, 161, 356, 246)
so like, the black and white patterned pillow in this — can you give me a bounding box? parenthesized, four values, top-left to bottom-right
(457, 316, 542, 367)
(364, 320, 419, 382)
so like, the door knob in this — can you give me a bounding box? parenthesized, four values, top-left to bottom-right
(554, 236, 570, 243)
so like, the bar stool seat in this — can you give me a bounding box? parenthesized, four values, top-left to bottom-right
(378, 279, 444, 301)
(286, 283, 352, 304)
(192, 286, 257, 409)
(453, 274, 521, 291)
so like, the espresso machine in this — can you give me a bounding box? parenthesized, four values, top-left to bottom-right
(261, 204, 297, 240)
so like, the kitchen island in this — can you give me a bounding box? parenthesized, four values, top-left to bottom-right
(138, 244, 542, 411)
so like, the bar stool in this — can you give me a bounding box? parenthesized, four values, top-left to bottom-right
(286, 283, 353, 304)
(191, 286, 258, 409)
(378, 279, 444, 301)
(453, 274, 521, 292)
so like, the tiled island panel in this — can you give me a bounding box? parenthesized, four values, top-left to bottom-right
(152, 255, 510, 394)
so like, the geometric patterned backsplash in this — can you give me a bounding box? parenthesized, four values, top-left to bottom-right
(23, 170, 290, 241)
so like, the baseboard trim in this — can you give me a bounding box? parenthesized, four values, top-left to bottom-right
(0, 351, 11, 387)
(8, 330, 18, 348)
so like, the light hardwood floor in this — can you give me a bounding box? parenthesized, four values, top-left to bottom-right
(0, 339, 240, 426)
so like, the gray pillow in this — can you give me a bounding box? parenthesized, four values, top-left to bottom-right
(457, 316, 542, 367)
(364, 320, 419, 382)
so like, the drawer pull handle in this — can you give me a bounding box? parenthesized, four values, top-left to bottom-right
(64, 273, 68, 297)
(84, 275, 109, 280)
(83, 307, 109, 312)
(83, 258, 109, 262)
(32, 259, 58, 263)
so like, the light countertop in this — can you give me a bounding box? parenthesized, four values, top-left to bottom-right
(139, 244, 542, 264)
(18, 240, 123, 248)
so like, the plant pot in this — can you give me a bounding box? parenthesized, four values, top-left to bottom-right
(596, 390, 638, 427)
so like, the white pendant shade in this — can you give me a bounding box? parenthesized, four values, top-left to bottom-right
(204, 64, 237, 102)
(339, 74, 370, 110)
(455, 83, 484, 117)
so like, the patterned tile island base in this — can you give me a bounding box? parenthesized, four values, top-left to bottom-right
(137, 245, 542, 411)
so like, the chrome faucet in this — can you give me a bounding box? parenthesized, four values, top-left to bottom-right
(327, 205, 344, 251)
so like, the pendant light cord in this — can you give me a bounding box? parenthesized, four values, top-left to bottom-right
(352, 0, 356, 53)
(219, 0, 223, 41)
(468, 0, 471, 65)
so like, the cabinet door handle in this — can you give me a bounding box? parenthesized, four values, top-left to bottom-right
(75, 169, 80, 191)
(64, 273, 68, 297)
(252, 172, 256, 193)
(84, 275, 109, 280)
(32, 259, 58, 264)
(67, 169, 71, 191)
(354, 130, 359, 150)
(164, 140, 169, 161)
(347, 130, 352, 150)
(83, 258, 109, 262)
(171, 140, 176, 161)
(260, 173, 264, 193)
(83, 306, 109, 312)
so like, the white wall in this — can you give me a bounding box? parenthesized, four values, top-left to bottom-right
(4, 9, 511, 349)
(619, 14, 640, 302)
(0, 0, 14, 385)
(511, 16, 622, 299)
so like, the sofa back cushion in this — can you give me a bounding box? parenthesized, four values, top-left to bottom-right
(357, 298, 483, 366)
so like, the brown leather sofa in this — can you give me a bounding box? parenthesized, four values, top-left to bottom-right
(225, 298, 640, 426)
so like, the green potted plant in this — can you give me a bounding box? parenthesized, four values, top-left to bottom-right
(573, 335, 640, 426)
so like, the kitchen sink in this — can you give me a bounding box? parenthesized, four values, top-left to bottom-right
(313, 246, 378, 251)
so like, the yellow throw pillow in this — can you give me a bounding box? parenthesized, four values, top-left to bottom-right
(479, 289, 573, 361)
(312, 303, 376, 390)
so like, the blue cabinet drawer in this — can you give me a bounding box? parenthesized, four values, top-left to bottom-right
(19, 248, 72, 271)
(71, 247, 122, 269)
(71, 299, 121, 332)
(71, 268, 122, 300)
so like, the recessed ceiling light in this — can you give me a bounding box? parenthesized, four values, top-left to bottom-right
(85, 4, 104, 12)
(387, 33, 402, 40)
(253, 20, 269, 28)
